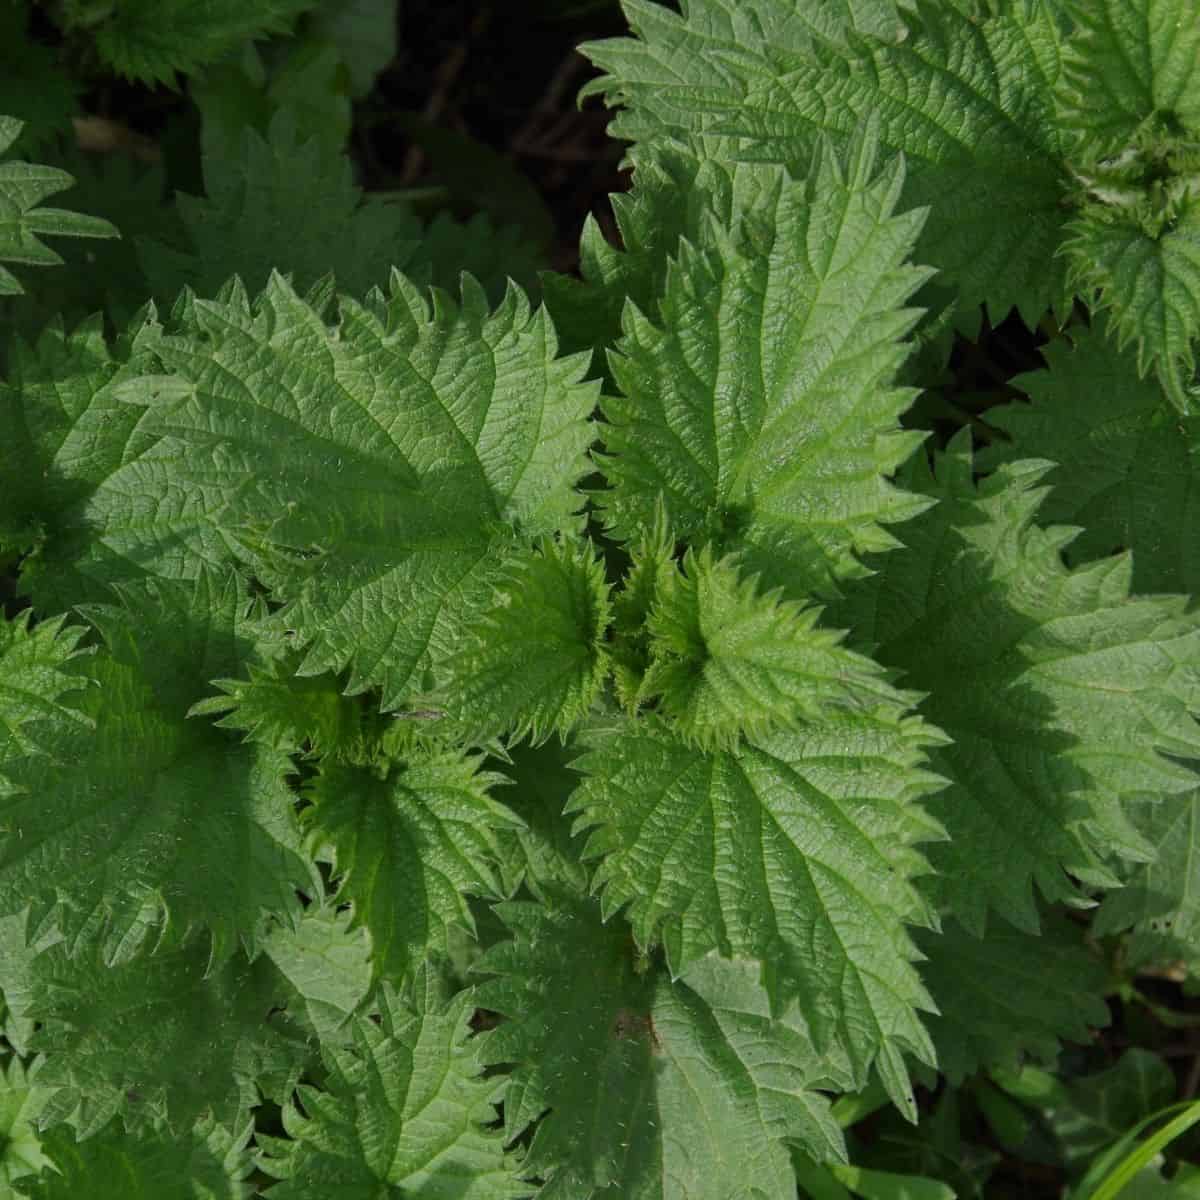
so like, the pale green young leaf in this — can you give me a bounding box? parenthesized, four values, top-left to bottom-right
(979, 319, 1200, 595)
(300, 750, 521, 983)
(599, 126, 932, 597)
(567, 713, 945, 1107)
(117, 271, 597, 710)
(582, 1, 1073, 328)
(915, 913, 1109, 1083)
(1062, 197, 1200, 410)
(435, 536, 612, 744)
(0, 117, 118, 296)
(0, 612, 92, 790)
(62, 0, 318, 85)
(261, 903, 374, 1046)
(0, 309, 244, 615)
(0, 912, 306, 1139)
(0, 1055, 52, 1190)
(15, 1117, 255, 1200)
(0, 571, 316, 967)
(828, 431, 1200, 934)
(1055, 0, 1200, 161)
(257, 963, 525, 1199)
(473, 887, 851, 1198)
(1093, 787, 1200, 970)
(640, 545, 917, 750)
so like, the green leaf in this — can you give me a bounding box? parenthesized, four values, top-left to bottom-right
(581, 0, 1073, 328)
(307, 0, 398, 98)
(0, 912, 306, 1138)
(0, 612, 92, 791)
(1094, 787, 1200, 969)
(473, 887, 851, 1197)
(257, 963, 525, 1199)
(1055, 0, 1200, 161)
(915, 912, 1110, 1082)
(828, 430, 1200, 933)
(0, 571, 316, 966)
(300, 749, 521, 983)
(435, 536, 613, 744)
(0, 1055, 52, 1190)
(566, 712, 945, 1108)
(0, 309, 246, 614)
(14, 1117, 255, 1199)
(638, 545, 914, 750)
(979, 318, 1200, 595)
(1063, 195, 1200, 410)
(118, 271, 596, 711)
(61, 0, 318, 85)
(0, 117, 118, 296)
(598, 125, 933, 596)
(261, 902, 374, 1046)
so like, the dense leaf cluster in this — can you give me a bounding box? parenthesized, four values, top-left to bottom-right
(1, 0, 1200, 1196)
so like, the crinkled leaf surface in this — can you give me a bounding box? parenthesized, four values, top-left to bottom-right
(582, 0, 1073, 328)
(301, 749, 521, 983)
(473, 887, 851, 1198)
(435, 536, 612, 744)
(639, 546, 913, 749)
(118, 271, 597, 710)
(915, 913, 1109, 1083)
(0, 1055, 51, 1189)
(0, 911, 306, 1140)
(1055, 0, 1200, 160)
(1094, 787, 1200, 970)
(0, 116, 117, 296)
(0, 310, 243, 614)
(599, 127, 932, 596)
(257, 964, 525, 1199)
(261, 902, 374, 1046)
(1063, 196, 1200, 409)
(979, 319, 1200, 595)
(15, 1117, 255, 1199)
(0, 612, 91, 790)
(828, 431, 1200, 934)
(0, 571, 315, 966)
(567, 711, 944, 1109)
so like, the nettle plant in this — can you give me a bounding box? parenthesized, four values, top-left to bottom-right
(1, 0, 1200, 1195)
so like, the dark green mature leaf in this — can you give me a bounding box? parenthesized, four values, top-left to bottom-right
(567, 712, 945, 1113)
(0, 572, 315, 966)
(15, 1117, 255, 1199)
(0, 611, 91, 789)
(117, 271, 597, 711)
(473, 887, 851, 1198)
(60, 0, 318, 85)
(0, 116, 118, 296)
(582, 0, 1073, 328)
(138, 114, 541, 308)
(828, 431, 1200, 934)
(916, 913, 1109, 1082)
(598, 125, 932, 596)
(257, 964, 525, 1198)
(979, 319, 1200, 595)
(1094, 787, 1200, 970)
(1055, 0, 1200, 161)
(0, 911, 306, 1139)
(301, 749, 521, 983)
